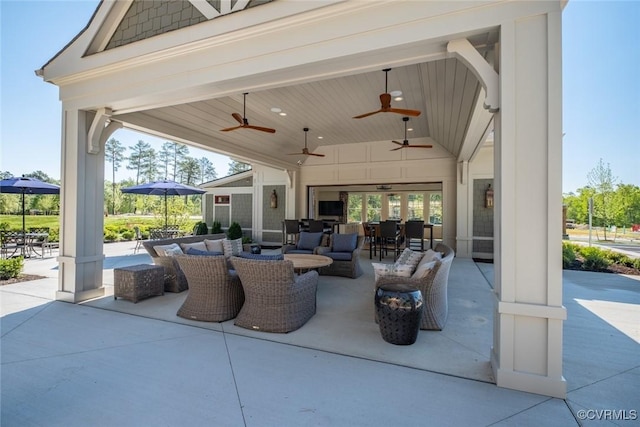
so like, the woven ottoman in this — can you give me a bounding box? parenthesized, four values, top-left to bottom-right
(114, 264, 165, 303)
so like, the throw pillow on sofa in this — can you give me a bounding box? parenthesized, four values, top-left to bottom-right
(222, 238, 243, 257)
(372, 262, 413, 281)
(411, 259, 437, 279)
(185, 247, 224, 256)
(332, 233, 358, 252)
(204, 238, 225, 252)
(154, 243, 183, 257)
(394, 248, 424, 273)
(297, 232, 323, 250)
(180, 241, 207, 252)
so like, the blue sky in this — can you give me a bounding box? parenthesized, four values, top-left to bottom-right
(1, 1, 638, 192)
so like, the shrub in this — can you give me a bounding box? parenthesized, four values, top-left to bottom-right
(605, 251, 625, 264)
(562, 243, 576, 268)
(227, 222, 243, 240)
(104, 230, 119, 242)
(634, 258, 640, 270)
(211, 220, 222, 234)
(193, 221, 209, 235)
(121, 230, 134, 240)
(0, 257, 24, 280)
(580, 247, 610, 271)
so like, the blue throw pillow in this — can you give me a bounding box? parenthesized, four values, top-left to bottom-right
(297, 232, 323, 250)
(332, 233, 357, 252)
(185, 247, 224, 256)
(238, 252, 284, 261)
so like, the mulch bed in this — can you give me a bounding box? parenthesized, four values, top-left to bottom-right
(0, 274, 47, 286)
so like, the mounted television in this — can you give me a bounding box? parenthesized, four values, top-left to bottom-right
(319, 200, 343, 216)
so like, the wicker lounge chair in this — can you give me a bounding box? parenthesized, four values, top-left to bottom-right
(375, 243, 454, 330)
(230, 256, 318, 333)
(175, 255, 244, 322)
(315, 234, 365, 278)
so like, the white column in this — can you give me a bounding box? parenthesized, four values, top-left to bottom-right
(491, 11, 566, 398)
(56, 108, 107, 302)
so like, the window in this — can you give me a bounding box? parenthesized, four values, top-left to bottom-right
(407, 193, 424, 220)
(366, 194, 382, 222)
(347, 193, 364, 223)
(388, 194, 401, 219)
(428, 192, 442, 224)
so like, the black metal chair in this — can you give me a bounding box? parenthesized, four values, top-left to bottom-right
(363, 222, 377, 259)
(308, 219, 325, 233)
(404, 220, 425, 251)
(133, 226, 144, 254)
(379, 220, 401, 261)
(283, 220, 301, 245)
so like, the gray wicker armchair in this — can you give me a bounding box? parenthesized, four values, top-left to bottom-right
(230, 256, 318, 333)
(175, 255, 244, 322)
(375, 243, 454, 330)
(315, 234, 365, 278)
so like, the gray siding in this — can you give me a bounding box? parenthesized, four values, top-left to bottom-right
(262, 185, 285, 231)
(216, 206, 230, 228)
(231, 194, 252, 229)
(473, 179, 494, 254)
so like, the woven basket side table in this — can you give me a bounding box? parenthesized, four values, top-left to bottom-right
(375, 283, 424, 345)
(114, 264, 165, 303)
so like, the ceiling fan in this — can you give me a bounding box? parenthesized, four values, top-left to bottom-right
(288, 128, 325, 157)
(353, 68, 422, 119)
(391, 117, 432, 151)
(221, 92, 276, 133)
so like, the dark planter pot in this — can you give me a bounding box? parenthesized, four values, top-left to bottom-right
(375, 284, 424, 345)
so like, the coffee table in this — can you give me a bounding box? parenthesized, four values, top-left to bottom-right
(283, 254, 333, 273)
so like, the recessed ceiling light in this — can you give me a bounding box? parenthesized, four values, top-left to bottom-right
(270, 107, 282, 113)
(279, 112, 287, 116)
(394, 96, 403, 101)
(317, 136, 323, 139)
(407, 127, 414, 132)
(390, 90, 402, 97)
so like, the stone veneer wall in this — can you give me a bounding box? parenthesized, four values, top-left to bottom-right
(472, 178, 494, 254)
(262, 185, 285, 243)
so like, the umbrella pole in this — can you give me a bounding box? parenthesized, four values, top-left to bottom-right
(21, 191, 26, 235)
(164, 193, 168, 231)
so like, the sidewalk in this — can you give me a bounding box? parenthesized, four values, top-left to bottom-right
(2, 242, 639, 426)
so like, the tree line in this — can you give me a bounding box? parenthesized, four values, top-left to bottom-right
(1, 138, 251, 218)
(564, 159, 640, 237)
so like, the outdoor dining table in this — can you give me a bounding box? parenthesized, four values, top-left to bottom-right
(367, 222, 434, 259)
(0, 231, 49, 259)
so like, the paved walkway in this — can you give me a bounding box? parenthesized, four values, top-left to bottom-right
(1, 242, 639, 426)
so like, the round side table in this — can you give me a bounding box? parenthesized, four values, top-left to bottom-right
(375, 283, 424, 345)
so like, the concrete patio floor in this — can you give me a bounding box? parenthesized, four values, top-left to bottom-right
(1, 241, 639, 426)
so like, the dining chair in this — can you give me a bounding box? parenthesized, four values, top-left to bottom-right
(283, 219, 301, 245)
(133, 226, 144, 254)
(379, 220, 401, 261)
(404, 220, 425, 251)
(308, 219, 325, 233)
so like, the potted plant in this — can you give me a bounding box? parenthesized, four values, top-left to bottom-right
(227, 222, 243, 240)
(211, 220, 222, 234)
(193, 221, 209, 235)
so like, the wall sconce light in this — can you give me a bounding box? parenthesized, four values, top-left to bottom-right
(485, 184, 494, 208)
(270, 189, 278, 209)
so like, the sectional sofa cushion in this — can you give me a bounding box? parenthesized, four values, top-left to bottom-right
(180, 241, 207, 252)
(222, 238, 243, 257)
(154, 243, 184, 257)
(238, 252, 285, 261)
(185, 247, 224, 256)
(204, 238, 225, 253)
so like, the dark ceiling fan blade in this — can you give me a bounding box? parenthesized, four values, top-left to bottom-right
(391, 140, 403, 146)
(406, 144, 433, 148)
(231, 112, 244, 124)
(390, 146, 404, 151)
(246, 125, 276, 133)
(388, 108, 421, 117)
(308, 152, 325, 157)
(353, 109, 382, 119)
(220, 125, 243, 132)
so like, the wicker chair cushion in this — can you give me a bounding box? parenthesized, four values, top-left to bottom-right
(238, 252, 284, 261)
(422, 249, 442, 261)
(180, 241, 207, 252)
(331, 233, 358, 252)
(285, 249, 314, 254)
(185, 247, 224, 256)
(371, 262, 413, 281)
(222, 238, 243, 257)
(297, 232, 323, 250)
(324, 252, 352, 261)
(204, 238, 225, 252)
(154, 243, 184, 257)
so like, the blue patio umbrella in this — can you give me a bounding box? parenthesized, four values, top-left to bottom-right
(0, 176, 60, 235)
(120, 180, 206, 229)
